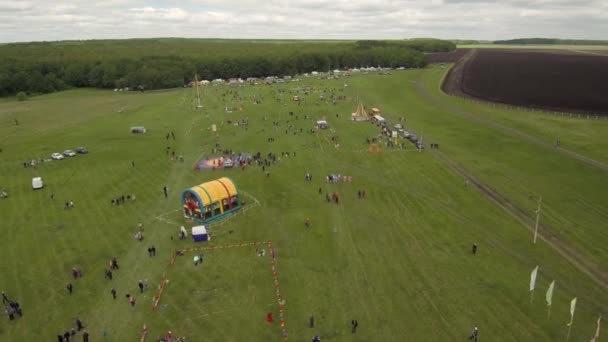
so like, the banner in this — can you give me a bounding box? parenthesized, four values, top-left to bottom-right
(567, 297, 577, 326)
(546, 280, 555, 306)
(590, 316, 601, 342)
(530, 266, 539, 291)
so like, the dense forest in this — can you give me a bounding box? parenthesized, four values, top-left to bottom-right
(0, 38, 455, 97)
(493, 38, 608, 45)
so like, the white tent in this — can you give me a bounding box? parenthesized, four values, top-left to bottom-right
(192, 226, 209, 242)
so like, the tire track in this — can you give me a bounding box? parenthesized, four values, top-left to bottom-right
(416, 77, 608, 172)
(431, 149, 608, 290)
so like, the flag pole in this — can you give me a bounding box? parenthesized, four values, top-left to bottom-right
(566, 297, 577, 340)
(530, 290, 534, 304)
(533, 196, 542, 244)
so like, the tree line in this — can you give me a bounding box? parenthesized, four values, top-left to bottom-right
(493, 38, 608, 46)
(0, 38, 455, 97)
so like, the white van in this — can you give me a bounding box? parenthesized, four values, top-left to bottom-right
(32, 177, 44, 190)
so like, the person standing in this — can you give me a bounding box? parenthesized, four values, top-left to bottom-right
(309, 315, 314, 328)
(76, 318, 84, 331)
(129, 295, 136, 308)
(138, 280, 144, 293)
(66, 283, 73, 294)
(82, 330, 89, 342)
(472, 243, 477, 255)
(469, 327, 478, 341)
(111, 257, 119, 270)
(1, 291, 8, 304)
(163, 186, 168, 198)
(111, 288, 117, 299)
(351, 320, 359, 333)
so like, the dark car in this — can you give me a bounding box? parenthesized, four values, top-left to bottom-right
(76, 147, 88, 154)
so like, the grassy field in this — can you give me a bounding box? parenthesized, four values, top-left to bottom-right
(0, 67, 606, 341)
(458, 44, 608, 51)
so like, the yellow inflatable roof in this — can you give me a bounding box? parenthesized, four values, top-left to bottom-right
(190, 177, 238, 206)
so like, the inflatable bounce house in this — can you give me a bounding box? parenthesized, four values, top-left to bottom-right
(181, 177, 241, 224)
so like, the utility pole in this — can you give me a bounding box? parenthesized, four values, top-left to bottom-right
(194, 73, 203, 109)
(533, 196, 542, 244)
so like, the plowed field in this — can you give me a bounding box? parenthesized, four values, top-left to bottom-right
(426, 48, 470, 63)
(442, 49, 608, 115)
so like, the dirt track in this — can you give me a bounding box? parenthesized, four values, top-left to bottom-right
(426, 49, 470, 64)
(417, 79, 608, 172)
(443, 49, 608, 115)
(432, 150, 608, 290)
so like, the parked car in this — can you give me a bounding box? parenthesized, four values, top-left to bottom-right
(75, 147, 88, 154)
(63, 150, 76, 157)
(32, 177, 44, 189)
(51, 153, 64, 160)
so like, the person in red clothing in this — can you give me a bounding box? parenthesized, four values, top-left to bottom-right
(165, 330, 172, 342)
(266, 312, 273, 323)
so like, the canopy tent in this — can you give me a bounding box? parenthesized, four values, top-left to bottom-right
(351, 102, 369, 121)
(181, 177, 241, 224)
(316, 120, 328, 129)
(192, 226, 209, 242)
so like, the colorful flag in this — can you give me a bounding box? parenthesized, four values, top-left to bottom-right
(530, 266, 539, 291)
(546, 280, 555, 306)
(590, 316, 601, 342)
(567, 297, 577, 326)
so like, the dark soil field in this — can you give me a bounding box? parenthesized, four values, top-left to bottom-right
(442, 49, 608, 115)
(426, 48, 470, 63)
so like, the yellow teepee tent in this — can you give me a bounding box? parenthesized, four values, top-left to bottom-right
(351, 102, 370, 121)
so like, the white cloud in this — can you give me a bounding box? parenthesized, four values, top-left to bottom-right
(0, 0, 605, 42)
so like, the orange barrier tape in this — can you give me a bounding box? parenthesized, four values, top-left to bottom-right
(156, 240, 288, 340)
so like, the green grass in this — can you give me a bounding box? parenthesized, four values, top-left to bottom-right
(0, 68, 606, 341)
(458, 44, 608, 51)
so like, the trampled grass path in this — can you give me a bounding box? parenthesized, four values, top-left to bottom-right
(432, 149, 608, 290)
(415, 79, 608, 172)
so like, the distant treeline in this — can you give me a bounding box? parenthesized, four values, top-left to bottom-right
(494, 38, 608, 45)
(450, 40, 481, 45)
(0, 38, 454, 96)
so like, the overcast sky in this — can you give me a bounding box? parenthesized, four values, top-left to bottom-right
(0, 0, 606, 43)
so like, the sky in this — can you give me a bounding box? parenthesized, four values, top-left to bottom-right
(0, 0, 606, 43)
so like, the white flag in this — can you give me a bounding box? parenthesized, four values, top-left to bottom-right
(530, 266, 539, 291)
(546, 280, 555, 306)
(567, 297, 577, 326)
(590, 316, 601, 342)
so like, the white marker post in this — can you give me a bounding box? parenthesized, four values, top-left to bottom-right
(533, 196, 542, 244)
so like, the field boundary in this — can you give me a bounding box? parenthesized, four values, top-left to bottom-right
(431, 149, 608, 290)
(417, 78, 608, 172)
(152, 240, 288, 341)
(440, 51, 608, 120)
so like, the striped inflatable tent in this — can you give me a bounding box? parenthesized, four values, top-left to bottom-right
(181, 177, 241, 224)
